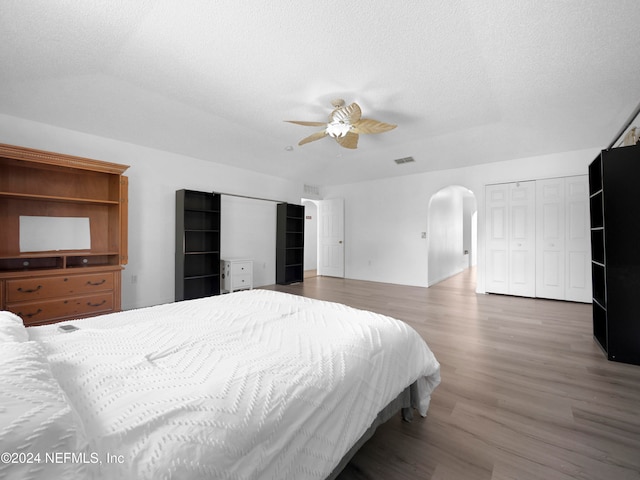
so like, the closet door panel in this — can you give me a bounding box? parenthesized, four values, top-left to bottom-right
(567, 251, 589, 288)
(536, 178, 565, 300)
(485, 184, 509, 294)
(508, 182, 535, 297)
(565, 175, 592, 302)
(510, 251, 529, 285)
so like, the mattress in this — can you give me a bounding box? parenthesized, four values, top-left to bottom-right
(1, 289, 440, 480)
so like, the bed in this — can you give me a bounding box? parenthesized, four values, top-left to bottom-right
(0, 289, 441, 480)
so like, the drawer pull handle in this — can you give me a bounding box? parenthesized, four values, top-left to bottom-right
(86, 279, 106, 286)
(17, 285, 42, 294)
(87, 300, 106, 307)
(20, 308, 43, 318)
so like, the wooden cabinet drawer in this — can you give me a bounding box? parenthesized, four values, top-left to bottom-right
(10, 292, 115, 326)
(6, 272, 114, 303)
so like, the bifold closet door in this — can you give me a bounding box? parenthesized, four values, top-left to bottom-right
(535, 176, 591, 302)
(485, 181, 536, 297)
(485, 183, 509, 294)
(536, 178, 566, 300)
(564, 176, 591, 302)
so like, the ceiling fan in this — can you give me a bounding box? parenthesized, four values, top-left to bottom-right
(285, 99, 397, 149)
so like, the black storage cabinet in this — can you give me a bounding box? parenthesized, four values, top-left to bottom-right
(276, 203, 305, 285)
(589, 144, 640, 365)
(175, 189, 221, 300)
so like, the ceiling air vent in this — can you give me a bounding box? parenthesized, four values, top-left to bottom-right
(394, 156, 415, 165)
(303, 184, 320, 196)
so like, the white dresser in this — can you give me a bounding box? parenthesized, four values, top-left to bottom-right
(221, 259, 253, 293)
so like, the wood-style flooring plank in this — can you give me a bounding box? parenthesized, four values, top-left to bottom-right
(263, 269, 640, 480)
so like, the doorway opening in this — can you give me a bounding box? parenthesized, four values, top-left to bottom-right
(302, 198, 345, 279)
(302, 199, 318, 278)
(427, 185, 477, 287)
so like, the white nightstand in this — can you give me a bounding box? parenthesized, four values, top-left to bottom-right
(221, 259, 253, 293)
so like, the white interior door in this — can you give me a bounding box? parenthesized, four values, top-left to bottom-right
(487, 177, 590, 301)
(536, 178, 566, 300)
(317, 198, 344, 277)
(508, 182, 536, 297)
(485, 184, 510, 294)
(565, 176, 592, 302)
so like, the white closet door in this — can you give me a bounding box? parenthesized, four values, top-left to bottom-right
(485, 182, 535, 297)
(565, 176, 592, 302)
(508, 182, 536, 297)
(487, 177, 591, 302)
(485, 184, 510, 294)
(536, 178, 566, 300)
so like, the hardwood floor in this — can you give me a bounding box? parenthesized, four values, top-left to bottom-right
(264, 269, 640, 480)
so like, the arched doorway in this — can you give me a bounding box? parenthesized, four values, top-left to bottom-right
(427, 185, 477, 286)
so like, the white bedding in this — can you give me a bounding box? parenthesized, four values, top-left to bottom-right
(5, 289, 440, 480)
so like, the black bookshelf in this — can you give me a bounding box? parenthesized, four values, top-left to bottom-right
(175, 189, 221, 300)
(276, 203, 305, 285)
(588, 144, 640, 365)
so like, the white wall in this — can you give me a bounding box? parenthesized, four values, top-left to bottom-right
(322, 148, 598, 293)
(463, 193, 476, 259)
(0, 114, 303, 309)
(613, 110, 640, 147)
(220, 196, 277, 288)
(1, 113, 601, 301)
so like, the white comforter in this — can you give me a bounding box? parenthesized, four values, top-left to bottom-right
(23, 289, 440, 480)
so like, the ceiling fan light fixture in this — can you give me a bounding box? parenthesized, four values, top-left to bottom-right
(326, 120, 352, 138)
(285, 99, 396, 149)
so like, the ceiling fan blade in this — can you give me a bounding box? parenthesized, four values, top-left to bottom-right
(335, 131, 359, 149)
(298, 130, 328, 146)
(330, 102, 362, 124)
(352, 118, 397, 134)
(285, 120, 327, 127)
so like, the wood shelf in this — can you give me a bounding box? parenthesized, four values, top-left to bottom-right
(0, 250, 120, 259)
(0, 191, 120, 205)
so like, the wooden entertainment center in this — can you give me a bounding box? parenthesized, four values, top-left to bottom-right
(0, 144, 129, 326)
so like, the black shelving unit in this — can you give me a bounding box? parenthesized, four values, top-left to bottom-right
(175, 189, 221, 301)
(588, 144, 640, 365)
(276, 203, 305, 285)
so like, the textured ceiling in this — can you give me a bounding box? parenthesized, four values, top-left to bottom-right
(1, 1, 639, 186)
